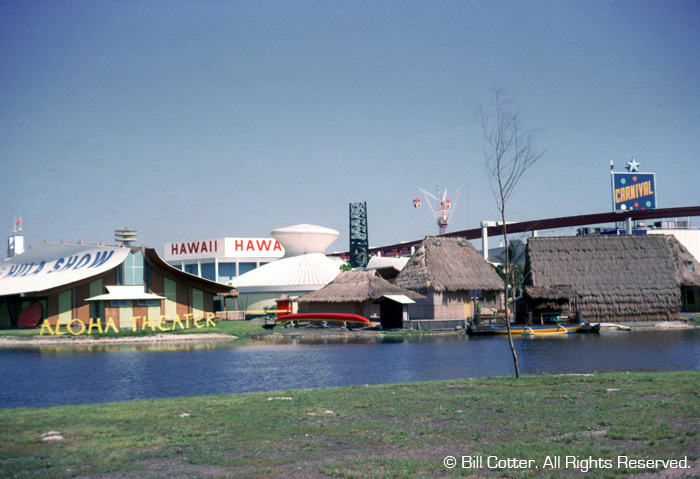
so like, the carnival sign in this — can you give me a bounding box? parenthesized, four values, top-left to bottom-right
(612, 172, 656, 212)
(611, 160, 656, 213)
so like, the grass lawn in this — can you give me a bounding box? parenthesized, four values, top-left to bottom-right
(0, 371, 698, 478)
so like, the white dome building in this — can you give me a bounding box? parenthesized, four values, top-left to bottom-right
(230, 224, 343, 314)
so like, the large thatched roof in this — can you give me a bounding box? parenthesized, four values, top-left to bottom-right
(394, 236, 503, 294)
(524, 235, 694, 322)
(524, 285, 580, 301)
(296, 270, 424, 303)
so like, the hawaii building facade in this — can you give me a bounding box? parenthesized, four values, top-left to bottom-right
(164, 237, 284, 283)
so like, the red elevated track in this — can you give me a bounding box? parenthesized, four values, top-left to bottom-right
(332, 206, 700, 259)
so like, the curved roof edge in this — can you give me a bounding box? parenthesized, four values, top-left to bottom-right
(143, 247, 237, 296)
(0, 244, 131, 296)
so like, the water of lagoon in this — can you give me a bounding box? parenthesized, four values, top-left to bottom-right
(1, 329, 698, 408)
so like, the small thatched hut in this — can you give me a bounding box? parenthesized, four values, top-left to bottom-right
(393, 236, 504, 320)
(524, 235, 700, 322)
(296, 270, 424, 328)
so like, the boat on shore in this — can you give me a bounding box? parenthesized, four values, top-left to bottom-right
(490, 322, 587, 336)
(274, 313, 371, 326)
(469, 320, 600, 336)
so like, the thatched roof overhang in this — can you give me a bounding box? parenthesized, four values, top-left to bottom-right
(394, 236, 503, 294)
(296, 270, 423, 303)
(667, 236, 700, 286)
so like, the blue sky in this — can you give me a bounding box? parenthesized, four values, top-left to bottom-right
(2, 0, 699, 255)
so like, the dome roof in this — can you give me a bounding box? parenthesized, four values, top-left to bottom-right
(230, 253, 341, 291)
(271, 224, 339, 257)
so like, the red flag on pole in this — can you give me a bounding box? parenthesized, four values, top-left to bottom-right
(15, 219, 21, 226)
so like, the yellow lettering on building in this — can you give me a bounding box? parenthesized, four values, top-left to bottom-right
(141, 316, 154, 331)
(105, 317, 119, 334)
(88, 318, 103, 334)
(40, 320, 54, 336)
(172, 315, 184, 331)
(130, 316, 141, 331)
(157, 316, 169, 331)
(36, 314, 216, 336)
(67, 319, 85, 335)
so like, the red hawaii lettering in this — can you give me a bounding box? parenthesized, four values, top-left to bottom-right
(256, 240, 271, 251)
(246, 240, 254, 251)
(235, 240, 243, 250)
(201, 242, 208, 253)
(187, 242, 199, 254)
(274, 241, 282, 251)
(171, 244, 179, 255)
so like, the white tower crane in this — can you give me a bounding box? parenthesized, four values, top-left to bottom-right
(413, 183, 467, 235)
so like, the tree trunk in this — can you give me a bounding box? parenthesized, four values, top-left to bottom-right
(501, 212, 521, 378)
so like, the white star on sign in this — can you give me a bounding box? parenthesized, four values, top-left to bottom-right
(626, 158, 640, 172)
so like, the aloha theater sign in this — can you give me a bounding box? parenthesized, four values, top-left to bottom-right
(40, 313, 217, 336)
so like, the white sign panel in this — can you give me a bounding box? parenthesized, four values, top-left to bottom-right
(164, 238, 284, 261)
(0, 246, 131, 296)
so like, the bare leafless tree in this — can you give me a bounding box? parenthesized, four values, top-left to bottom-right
(477, 88, 546, 378)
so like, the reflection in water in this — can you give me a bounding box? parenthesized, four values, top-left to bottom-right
(0, 329, 697, 409)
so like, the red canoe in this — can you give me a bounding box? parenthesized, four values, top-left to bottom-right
(274, 313, 370, 324)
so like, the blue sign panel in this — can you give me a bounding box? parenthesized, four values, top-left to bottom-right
(612, 172, 656, 212)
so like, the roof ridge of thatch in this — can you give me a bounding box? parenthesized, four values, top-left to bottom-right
(394, 235, 502, 294)
(297, 269, 424, 303)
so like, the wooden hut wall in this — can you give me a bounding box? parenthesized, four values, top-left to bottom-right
(409, 291, 475, 320)
(408, 293, 436, 320)
(525, 236, 681, 322)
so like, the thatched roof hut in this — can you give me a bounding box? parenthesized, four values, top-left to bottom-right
(394, 236, 502, 294)
(393, 236, 503, 320)
(297, 270, 423, 304)
(524, 235, 698, 322)
(296, 270, 423, 328)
